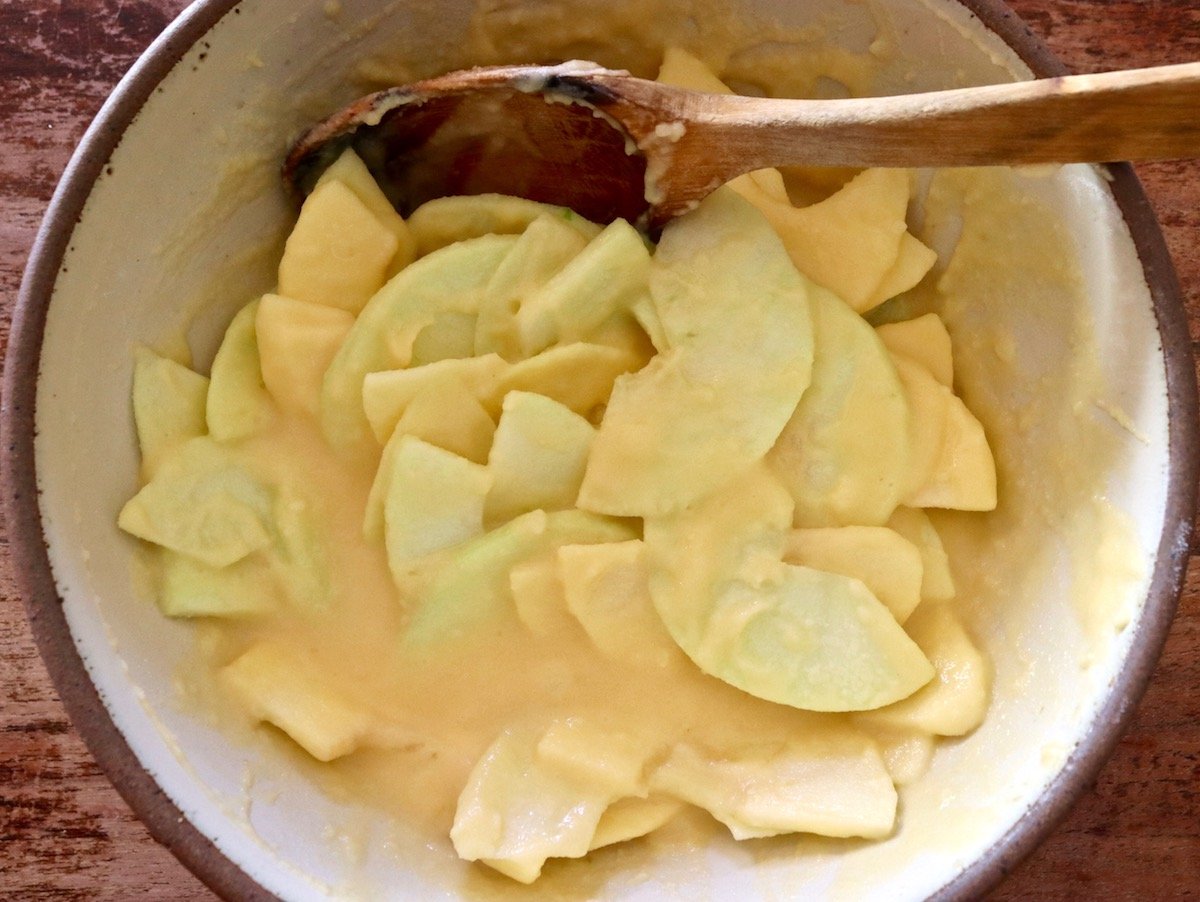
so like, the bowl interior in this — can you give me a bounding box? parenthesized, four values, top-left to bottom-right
(24, 0, 1180, 898)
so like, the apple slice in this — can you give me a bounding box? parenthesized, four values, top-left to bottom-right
(313, 147, 415, 275)
(207, 299, 274, 442)
(485, 342, 644, 420)
(509, 554, 576, 637)
(856, 603, 989, 736)
(278, 178, 401, 314)
(645, 466, 933, 712)
(886, 506, 956, 602)
(131, 347, 209, 475)
(767, 284, 909, 527)
(876, 313, 954, 387)
(589, 796, 683, 850)
(745, 168, 912, 313)
(556, 539, 681, 671)
(451, 719, 650, 883)
(382, 437, 492, 585)
(905, 391, 998, 511)
(255, 293, 354, 419)
(363, 382, 495, 542)
(650, 735, 897, 840)
(784, 526, 924, 624)
(157, 550, 280, 619)
(515, 218, 652, 356)
(221, 641, 377, 762)
(657, 45, 736, 94)
(401, 510, 635, 648)
(891, 352, 951, 498)
(407, 311, 477, 367)
(118, 437, 274, 568)
(690, 565, 934, 712)
(486, 391, 595, 525)
(578, 189, 814, 518)
(401, 510, 546, 647)
(408, 193, 601, 256)
(559, 541, 682, 670)
(863, 232, 938, 310)
(362, 354, 508, 443)
(587, 310, 658, 362)
(320, 234, 517, 452)
(475, 213, 590, 360)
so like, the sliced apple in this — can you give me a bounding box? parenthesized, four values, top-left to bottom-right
(534, 718, 648, 797)
(629, 295, 669, 353)
(383, 437, 492, 585)
(408, 193, 601, 256)
(905, 391, 998, 511)
(693, 565, 933, 711)
(267, 479, 331, 610)
(886, 506, 956, 602)
(863, 231, 938, 310)
(559, 541, 682, 670)
(872, 730, 937, 787)
(452, 721, 648, 884)
(515, 218, 652, 356)
(401, 510, 635, 648)
(656, 46, 735, 94)
(157, 550, 280, 618)
(408, 310, 477, 367)
(509, 554, 575, 637)
(475, 213, 590, 360)
(767, 284, 909, 527)
(314, 147, 415, 275)
(857, 603, 989, 736)
(891, 352, 951, 498)
(363, 382, 495, 542)
(321, 234, 517, 451)
(207, 299, 274, 442)
(118, 437, 274, 568)
(783, 526, 924, 624)
(744, 168, 912, 313)
(876, 312, 954, 387)
(486, 391, 595, 525)
(578, 188, 813, 518)
(255, 293, 354, 419)
(645, 465, 932, 712)
(392, 381, 496, 465)
(650, 735, 897, 840)
(589, 796, 683, 850)
(221, 641, 376, 762)
(485, 342, 644, 420)
(587, 310, 658, 362)
(131, 347, 209, 475)
(644, 465, 793, 649)
(278, 179, 400, 313)
(362, 354, 508, 444)
(401, 509, 547, 647)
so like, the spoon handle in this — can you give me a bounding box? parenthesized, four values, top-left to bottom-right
(699, 61, 1200, 172)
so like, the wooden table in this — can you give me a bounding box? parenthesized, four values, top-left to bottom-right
(1, 1, 1197, 897)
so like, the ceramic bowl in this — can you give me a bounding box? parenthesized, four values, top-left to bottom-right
(4, 0, 1196, 898)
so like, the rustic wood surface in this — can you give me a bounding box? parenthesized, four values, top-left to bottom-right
(1, 1, 1197, 898)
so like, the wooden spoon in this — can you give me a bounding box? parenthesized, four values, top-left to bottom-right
(284, 60, 1200, 229)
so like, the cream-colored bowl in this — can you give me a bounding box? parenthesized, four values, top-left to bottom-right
(4, 0, 1196, 898)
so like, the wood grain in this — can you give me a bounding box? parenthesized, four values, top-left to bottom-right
(0, 1, 1196, 898)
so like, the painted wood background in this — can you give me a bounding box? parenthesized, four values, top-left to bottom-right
(1, 0, 1197, 897)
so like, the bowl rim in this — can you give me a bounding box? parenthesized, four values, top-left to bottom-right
(2, 0, 1196, 899)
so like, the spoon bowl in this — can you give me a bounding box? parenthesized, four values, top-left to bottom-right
(285, 65, 650, 225)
